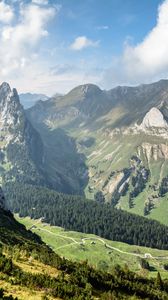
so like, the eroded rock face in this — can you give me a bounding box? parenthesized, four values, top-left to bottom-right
(140, 107, 168, 130)
(0, 82, 23, 129)
(105, 171, 124, 194)
(0, 82, 44, 185)
(123, 107, 168, 138)
(138, 143, 168, 161)
(0, 187, 5, 209)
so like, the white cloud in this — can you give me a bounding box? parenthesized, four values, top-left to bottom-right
(0, 1, 14, 23)
(0, 2, 56, 76)
(103, 0, 168, 87)
(70, 36, 99, 51)
(32, 0, 48, 5)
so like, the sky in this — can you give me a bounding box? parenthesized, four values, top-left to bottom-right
(0, 0, 167, 95)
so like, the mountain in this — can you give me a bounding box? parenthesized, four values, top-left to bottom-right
(0, 82, 88, 195)
(0, 82, 44, 186)
(19, 92, 49, 108)
(1, 80, 168, 225)
(27, 79, 168, 225)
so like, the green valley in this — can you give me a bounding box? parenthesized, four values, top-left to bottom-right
(16, 215, 168, 279)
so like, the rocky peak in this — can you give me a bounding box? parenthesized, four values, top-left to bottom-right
(80, 84, 101, 95)
(0, 82, 45, 186)
(67, 83, 102, 99)
(122, 106, 168, 138)
(140, 107, 168, 129)
(0, 82, 23, 128)
(0, 82, 21, 107)
(0, 82, 11, 95)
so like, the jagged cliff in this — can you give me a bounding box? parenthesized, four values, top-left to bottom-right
(0, 82, 44, 185)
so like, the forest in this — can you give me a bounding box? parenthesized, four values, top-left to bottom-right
(4, 182, 168, 250)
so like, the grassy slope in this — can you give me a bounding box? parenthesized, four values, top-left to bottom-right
(0, 259, 60, 300)
(0, 209, 61, 299)
(16, 216, 168, 279)
(71, 128, 168, 225)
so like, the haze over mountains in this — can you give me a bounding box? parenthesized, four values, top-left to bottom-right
(19, 93, 49, 109)
(1, 80, 168, 224)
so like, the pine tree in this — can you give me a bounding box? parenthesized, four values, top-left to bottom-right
(155, 272, 163, 289)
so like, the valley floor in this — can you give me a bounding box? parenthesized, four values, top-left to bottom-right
(16, 215, 168, 279)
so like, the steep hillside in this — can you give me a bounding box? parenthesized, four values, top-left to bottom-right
(27, 79, 168, 224)
(1, 187, 168, 299)
(0, 187, 42, 247)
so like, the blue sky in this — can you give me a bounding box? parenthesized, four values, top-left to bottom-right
(0, 0, 167, 95)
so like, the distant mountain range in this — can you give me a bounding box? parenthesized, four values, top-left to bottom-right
(1, 80, 168, 224)
(19, 92, 49, 108)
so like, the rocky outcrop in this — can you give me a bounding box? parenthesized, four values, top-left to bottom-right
(138, 107, 168, 138)
(105, 171, 125, 194)
(138, 143, 168, 162)
(140, 107, 168, 130)
(0, 82, 24, 126)
(0, 82, 44, 185)
(123, 107, 168, 138)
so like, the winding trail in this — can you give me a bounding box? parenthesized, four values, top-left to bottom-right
(32, 226, 168, 261)
(37, 227, 79, 244)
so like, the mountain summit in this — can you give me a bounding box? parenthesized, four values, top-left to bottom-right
(140, 107, 168, 129)
(0, 82, 23, 126)
(0, 82, 44, 186)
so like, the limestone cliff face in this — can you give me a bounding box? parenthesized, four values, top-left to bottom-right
(0, 82, 23, 128)
(138, 143, 168, 162)
(0, 82, 44, 185)
(104, 172, 125, 194)
(138, 107, 168, 139)
(123, 107, 168, 138)
(0, 82, 25, 146)
(140, 107, 168, 130)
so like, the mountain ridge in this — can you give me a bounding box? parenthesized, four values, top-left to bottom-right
(26, 79, 168, 224)
(1, 80, 168, 224)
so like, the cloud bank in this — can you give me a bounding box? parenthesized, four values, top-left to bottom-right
(0, 1, 56, 76)
(0, 1, 14, 24)
(103, 0, 168, 87)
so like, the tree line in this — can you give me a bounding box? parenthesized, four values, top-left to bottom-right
(4, 182, 168, 250)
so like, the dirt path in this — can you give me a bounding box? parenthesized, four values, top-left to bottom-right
(37, 227, 79, 244)
(32, 226, 168, 261)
